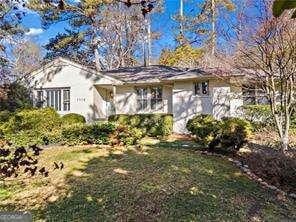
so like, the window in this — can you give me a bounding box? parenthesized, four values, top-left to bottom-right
(46, 89, 61, 111)
(136, 87, 148, 111)
(63, 89, 70, 111)
(194, 81, 209, 95)
(151, 86, 163, 110)
(36, 90, 44, 108)
(36, 88, 70, 111)
(242, 85, 269, 105)
(242, 85, 256, 105)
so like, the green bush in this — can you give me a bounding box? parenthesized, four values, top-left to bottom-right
(0, 108, 61, 146)
(243, 104, 296, 130)
(61, 113, 86, 125)
(0, 110, 12, 123)
(187, 115, 252, 154)
(210, 117, 253, 153)
(109, 114, 173, 137)
(110, 125, 144, 146)
(243, 105, 273, 127)
(60, 122, 116, 146)
(186, 114, 220, 146)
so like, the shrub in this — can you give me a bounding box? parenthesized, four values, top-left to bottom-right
(0, 82, 32, 112)
(0, 108, 61, 146)
(186, 114, 220, 146)
(243, 105, 273, 128)
(210, 117, 253, 153)
(61, 113, 86, 125)
(109, 114, 173, 137)
(109, 125, 144, 146)
(186, 115, 252, 154)
(0, 110, 12, 123)
(60, 122, 116, 146)
(243, 105, 296, 131)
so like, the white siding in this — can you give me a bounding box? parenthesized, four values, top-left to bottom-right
(172, 79, 243, 134)
(115, 86, 137, 114)
(31, 62, 113, 121)
(173, 81, 212, 134)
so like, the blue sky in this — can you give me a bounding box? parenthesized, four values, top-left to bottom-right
(21, 0, 240, 59)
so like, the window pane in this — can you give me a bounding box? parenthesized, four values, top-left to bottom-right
(58, 90, 61, 111)
(37, 91, 43, 101)
(242, 85, 256, 105)
(202, 82, 209, 95)
(151, 99, 156, 110)
(37, 91, 43, 108)
(151, 87, 162, 110)
(136, 87, 147, 111)
(50, 91, 54, 107)
(63, 89, 70, 111)
(46, 91, 50, 107)
(55, 91, 58, 110)
(194, 83, 200, 95)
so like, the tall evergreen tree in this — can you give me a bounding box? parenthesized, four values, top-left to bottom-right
(29, 0, 158, 70)
(0, 0, 26, 82)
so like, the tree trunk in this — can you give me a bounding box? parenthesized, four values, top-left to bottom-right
(94, 47, 101, 71)
(211, 0, 216, 56)
(280, 133, 289, 152)
(147, 14, 151, 66)
(180, 0, 184, 35)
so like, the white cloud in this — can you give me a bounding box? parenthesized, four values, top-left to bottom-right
(25, 28, 44, 36)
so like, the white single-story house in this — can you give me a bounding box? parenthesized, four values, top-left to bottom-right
(29, 57, 246, 133)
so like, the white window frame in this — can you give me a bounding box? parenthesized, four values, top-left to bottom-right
(63, 89, 70, 111)
(136, 87, 148, 112)
(35, 87, 70, 112)
(135, 86, 163, 112)
(150, 86, 163, 110)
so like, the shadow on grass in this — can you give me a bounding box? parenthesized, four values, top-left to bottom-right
(37, 145, 296, 221)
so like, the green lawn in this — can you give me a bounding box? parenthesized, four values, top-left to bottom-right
(1, 139, 296, 221)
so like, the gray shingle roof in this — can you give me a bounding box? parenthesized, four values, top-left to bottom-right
(101, 65, 186, 82)
(102, 65, 239, 83)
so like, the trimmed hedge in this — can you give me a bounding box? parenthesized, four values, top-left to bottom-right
(108, 114, 173, 137)
(60, 122, 116, 146)
(61, 113, 86, 125)
(187, 114, 252, 153)
(1, 109, 171, 147)
(109, 125, 144, 146)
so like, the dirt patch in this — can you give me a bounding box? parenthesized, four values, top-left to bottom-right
(238, 143, 296, 194)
